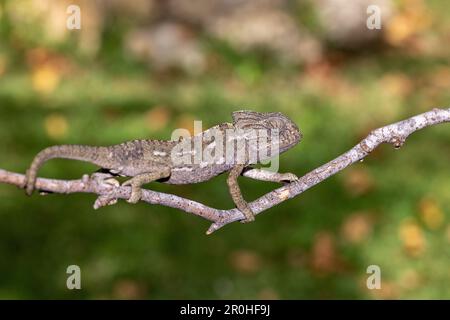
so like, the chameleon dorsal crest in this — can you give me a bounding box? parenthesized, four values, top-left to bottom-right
(232, 110, 270, 129)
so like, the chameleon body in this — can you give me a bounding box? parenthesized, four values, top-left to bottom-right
(25, 111, 302, 222)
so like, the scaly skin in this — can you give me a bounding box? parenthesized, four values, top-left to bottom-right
(25, 111, 302, 222)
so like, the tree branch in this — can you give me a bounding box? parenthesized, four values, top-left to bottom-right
(1, 107, 449, 234)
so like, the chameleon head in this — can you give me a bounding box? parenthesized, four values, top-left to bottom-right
(232, 110, 302, 154)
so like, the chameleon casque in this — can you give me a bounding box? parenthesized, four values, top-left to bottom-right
(25, 111, 302, 222)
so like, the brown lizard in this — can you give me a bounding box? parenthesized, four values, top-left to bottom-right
(24, 110, 302, 222)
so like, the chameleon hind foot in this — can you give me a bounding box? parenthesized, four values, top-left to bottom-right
(89, 172, 121, 209)
(122, 170, 172, 204)
(239, 206, 255, 223)
(122, 180, 142, 204)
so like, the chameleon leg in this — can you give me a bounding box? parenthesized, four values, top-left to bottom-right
(227, 164, 255, 223)
(89, 172, 121, 209)
(122, 168, 171, 204)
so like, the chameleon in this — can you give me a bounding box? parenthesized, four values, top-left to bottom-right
(24, 110, 302, 222)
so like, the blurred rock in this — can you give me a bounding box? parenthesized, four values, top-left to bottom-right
(167, 0, 286, 25)
(168, 0, 322, 64)
(316, 0, 393, 49)
(207, 5, 322, 64)
(5, 0, 156, 56)
(101, 0, 157, 20)
(125, 22, 206, 74)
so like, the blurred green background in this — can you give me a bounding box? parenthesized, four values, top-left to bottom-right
(0, 0, 449, 299)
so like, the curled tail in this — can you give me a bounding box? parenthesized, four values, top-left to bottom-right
(25, 145, 109, 195)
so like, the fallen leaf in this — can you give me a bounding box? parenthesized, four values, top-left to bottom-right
(310, 231, 340, 275)
(229, 250, 262, 274)
(418, 197, 445, 230)
(399, 219, 426, 257)
(112, 279, 146, 299)
(341, 212, 374, 244)
(258, 288, 279, 300)
(342, 166, 375, 197)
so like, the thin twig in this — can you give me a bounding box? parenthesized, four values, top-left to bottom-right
(1, 107, 449, 234)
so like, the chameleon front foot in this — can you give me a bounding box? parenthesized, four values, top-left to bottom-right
(234, 198, 256, 223)
(239, 207, 255, 223)
(127, 188, 142, 204)
(122, 180, 143, 204)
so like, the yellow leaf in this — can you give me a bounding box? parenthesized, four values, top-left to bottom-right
(385, 14, 416, 46)
(32, 65, 60, 94)
(385, 0, 432, 46)
(44, 114, 68, 140)
(398, 219, 426, 257)
(419, 198, 445, 230)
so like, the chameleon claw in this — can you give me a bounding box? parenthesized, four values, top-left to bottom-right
(90, 172, 119, 186)
(279, 172, 299, 183)
(94, 195, 118, 209)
